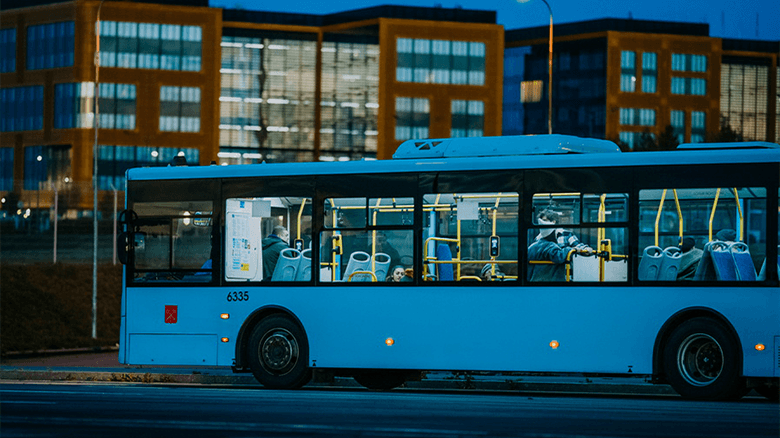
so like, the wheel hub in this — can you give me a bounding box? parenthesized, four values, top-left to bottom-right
(677, 333, 723, 387)
(260, 329, 299, 374)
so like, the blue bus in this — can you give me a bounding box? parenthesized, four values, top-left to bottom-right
(118, 134, 779, 400)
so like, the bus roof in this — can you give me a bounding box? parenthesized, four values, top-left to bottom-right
(126, 136, 780, 182)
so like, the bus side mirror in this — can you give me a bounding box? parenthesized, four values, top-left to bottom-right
(117, 232, 129, 265)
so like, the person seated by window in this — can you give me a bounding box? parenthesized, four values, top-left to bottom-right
(386, 265, 412, 282)
(262, 225, 289, 280)
(677, 236, 702, 281)
(528, 209, 590, 282)
(715, 228, 737, 242)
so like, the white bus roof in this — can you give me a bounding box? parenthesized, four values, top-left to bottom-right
(126, 136, 780, 181)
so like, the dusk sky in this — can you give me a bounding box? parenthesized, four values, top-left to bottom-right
(211, 0, 780, 40)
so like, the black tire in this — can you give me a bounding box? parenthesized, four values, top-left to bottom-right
(662, 317, 746, 401)
(248, 315, 312, 389)
(353, 371, 407, 390)
(754, 385, 779, 402)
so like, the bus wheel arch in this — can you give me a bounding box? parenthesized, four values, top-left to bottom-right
(654, 310, 745, 400)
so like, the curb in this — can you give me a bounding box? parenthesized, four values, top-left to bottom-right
(0, 367, 676, 396)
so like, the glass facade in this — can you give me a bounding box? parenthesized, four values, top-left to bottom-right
(1, 28, 15, 73)
(720, 63, 769, 141)
(23, 145, 71, 191)
(99, 21, 202, 71)
(160, 86, 200, 132)
(396, 38, 485, 85)
(0, 147, 13, 191)
(503, 42, 606, 138)
(395, 97, 429, 140)
(54, 82, 136, 130)
(219, 35, 379, 163)
(26, 21, 74, 70)
(451, 100, 484, 137)
(1, 86, 44, 132)
(98, 145, 199, 190)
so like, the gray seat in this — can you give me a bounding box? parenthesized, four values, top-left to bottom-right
(638, 246, 663, 281)
(658, 246, 682, 281)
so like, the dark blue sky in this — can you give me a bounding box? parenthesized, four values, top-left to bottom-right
(212, 0, 779, 40)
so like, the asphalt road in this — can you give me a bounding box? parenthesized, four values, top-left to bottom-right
(1, 382, 778, 438)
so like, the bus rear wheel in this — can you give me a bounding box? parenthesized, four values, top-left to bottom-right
(662, 317, 745, 401)
(353, 371, 407, 390)
(248, 315, 312, 389)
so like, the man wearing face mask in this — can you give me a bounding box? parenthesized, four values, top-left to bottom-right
(527, 209, 590, 282)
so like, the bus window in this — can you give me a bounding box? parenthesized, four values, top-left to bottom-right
(320, 197, 413, 283)
(224, 197, 312, 282)
(638, 188, 766, 281)
(529, 193, 628, 282)
(131, 201, 213, 283)
(422, 192, 518, 282)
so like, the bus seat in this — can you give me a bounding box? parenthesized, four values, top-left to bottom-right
(658, 246, 682, 281)
(294, 249, 312, 281)
(693, 241, 716, 281)
(272, 248, 301, 281)
(344, 251, 372, 281)
(638, 246, 663, 281)
(710, 242, 737, 281)
(730, 242, 756, 281)
(373, 252, 391, 281)
(436, 244, 455, 281)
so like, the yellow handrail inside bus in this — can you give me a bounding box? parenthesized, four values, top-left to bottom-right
(347, 270, 377, 282)
(733, 188, 743, 241)
(654, 189, 683, 247)
(708, 188, 721, 241)
(296, 198, 306, 241)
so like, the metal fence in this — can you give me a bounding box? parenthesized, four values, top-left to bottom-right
(1, 182, 124, 265)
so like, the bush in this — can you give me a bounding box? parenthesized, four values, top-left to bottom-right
(0, 264, 122, 354)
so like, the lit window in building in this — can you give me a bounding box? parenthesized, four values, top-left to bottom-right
(691, 111, 706, 143)
(26, 21, 74, 70)
(671, 77, 707, 95)
(520, 80, 543, 103)
(672, 53, 707, 72)
(620, 51, 636, 92)
(619, 108, 655, 126)
(1, 86, 44, 132)
(0, 28, 16, 73)
(396, 38, 485, 86)
(720, 63, 769, 141)
(641, 52, 657, 93)
(55, 82, 136, 130)
(671, 110, 685, 143)
(451, 100, 484, 137)
(0, 147, 13, 191)
(99, 21, 201, 72)
(395, 97, 429, 141)
(160, 86, 200, 132)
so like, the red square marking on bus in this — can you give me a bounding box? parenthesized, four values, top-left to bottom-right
(165, 305, 178, 324)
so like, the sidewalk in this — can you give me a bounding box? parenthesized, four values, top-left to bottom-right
(0, 349, 675, 396)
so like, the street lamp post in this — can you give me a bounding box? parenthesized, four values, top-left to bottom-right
(518, 0, 553, 134)
(92, 0, 106, 340)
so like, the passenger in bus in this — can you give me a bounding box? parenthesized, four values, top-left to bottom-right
(715, 228, 737, 242)
(262, 226, 289, 280)
(677, 236, 703, 281)
(527, 209, 590, 282)
(387, 265, 412, 282)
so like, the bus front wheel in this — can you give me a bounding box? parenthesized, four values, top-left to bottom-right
(248, 315, 312, 389)
(662, 317, 745, 401)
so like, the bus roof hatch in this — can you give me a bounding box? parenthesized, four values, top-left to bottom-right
(392, 134, 621, 159)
